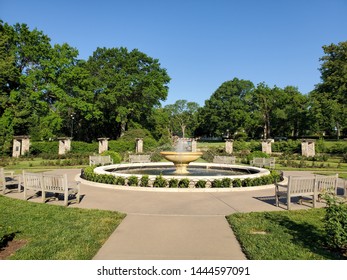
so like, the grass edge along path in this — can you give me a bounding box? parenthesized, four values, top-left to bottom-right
(226, 209, 346, 260)
(0, 196, 126, 260)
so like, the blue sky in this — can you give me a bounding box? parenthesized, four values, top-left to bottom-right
(1, 0, 346, 106)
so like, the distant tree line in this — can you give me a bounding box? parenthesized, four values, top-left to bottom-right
(0, 21, 346, 155)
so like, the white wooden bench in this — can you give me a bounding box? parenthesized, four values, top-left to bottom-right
(42, 173, 80, 206)
(23, 171, 80, 206)
(275, 174, 338, 210)
(213, 156, 236, 164)
(129, 154, 151, 163)
(0, 167, 21, 194)
(23, 171, 43, 200)
(316, 174, 339, 196)
(250, 157, 275, 168)
(89, 155, 113, 166)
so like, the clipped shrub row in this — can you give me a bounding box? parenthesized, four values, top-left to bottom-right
(81, 167, 281, 188)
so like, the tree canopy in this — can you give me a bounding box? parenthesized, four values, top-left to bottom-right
(0, 20, 346, 155)
(0, 21, 170, 153)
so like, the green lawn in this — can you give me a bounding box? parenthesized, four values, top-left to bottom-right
(226, 209, 346, 260)
(0, 196, 126, 259)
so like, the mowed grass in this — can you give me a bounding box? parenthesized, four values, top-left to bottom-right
(226, 209, 346, 260)
(0, 196, 126, 259)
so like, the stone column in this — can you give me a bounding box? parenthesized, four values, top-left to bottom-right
(136, 138, 143, 153)
(12, 136, 30, 157)
(58, 137, 72, 155)
(98, 138, 109, 154)
(301, 139, 315, 157)
(191, 139, 197, 152)
(12, 138, 21, 158)
(225, 139, 234, 154)
(262, 139, 273, 155)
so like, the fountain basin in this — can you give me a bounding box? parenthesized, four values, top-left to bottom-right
(160, 151, 203, 174)
(94, 162, 270, 184)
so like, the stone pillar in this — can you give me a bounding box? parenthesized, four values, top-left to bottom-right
(136, 138, 143, 153)
(98, 138, 109, 154)
(12, 138, 21, 158)
(262, 139, 273, 154)
(191, 139, 197, 152)
(12, 136, 30, 157)
(58, 137, 72, 155)
(225, 139, 234, 154)
(301, 139, 315, 157)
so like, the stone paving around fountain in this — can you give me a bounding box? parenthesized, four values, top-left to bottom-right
(4, 168, 346, 260)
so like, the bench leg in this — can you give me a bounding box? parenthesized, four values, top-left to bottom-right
(313, 193, 317, 208)
(287, 194, 291, 210)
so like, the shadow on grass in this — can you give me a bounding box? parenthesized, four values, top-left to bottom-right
(263, 212, 346, 260)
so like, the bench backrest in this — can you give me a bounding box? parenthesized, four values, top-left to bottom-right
(264, 158, 275, 164)
(89, 155, 113, 165)
(252, 158, 265, 164)
(42, 173, 67, 193)
(288, 177, 316, 195)
(316, 174, 338, 194)
(213, 156, 236, 164)
(23, 171, 43, 191)
(129, 155, 151, 163)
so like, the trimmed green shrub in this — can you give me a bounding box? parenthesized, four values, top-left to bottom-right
(153, 175, 168, 188)
(178, 178, 190, 188)
(108, 140, 134, 154)
(30, 141, 58, 155)
(195, 180, 207, 188)
(211, 179, 223, 188)
(169, 178, 179, 188)
(101, 150, 122, 163)
(115, 176, 126, 185)
(221, 178, 232, 188)
(140, 175, 149, 187)
(71, 141, 98, 153)
(271, 139, 301, 153)
(232, 178, 242, 188)
(127, 176, 139, 186)
(242, 178, 252, 187)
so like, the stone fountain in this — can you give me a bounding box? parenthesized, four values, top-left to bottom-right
(159, 138, 203, 174)
(159, 151, 203, 174)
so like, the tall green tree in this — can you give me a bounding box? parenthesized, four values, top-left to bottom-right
(197, 78, 256, 138)
(251, 83, 279, 139)
(164, 99, 200, 138)
(0, 22, 52, 152)
(85, 47, 170, 139)
(310, 41, 347, 137)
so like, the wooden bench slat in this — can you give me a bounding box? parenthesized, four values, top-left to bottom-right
(275, 174, 338, 210)
(89, 155, 113, 166)
(213, 156, 236, 164)
(129, 155, 151, 163)
(22, 171, 80, 206)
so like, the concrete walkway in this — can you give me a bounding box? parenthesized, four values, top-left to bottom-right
(4, 169, 345, 260)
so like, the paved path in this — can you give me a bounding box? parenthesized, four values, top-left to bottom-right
(5, 169, 345, 260)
